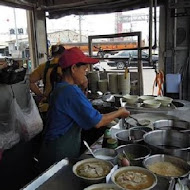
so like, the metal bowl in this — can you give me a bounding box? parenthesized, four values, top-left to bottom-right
(171, 149, 190, 163)
(72, 158, 113, 185)
(111, 166, 157, 190)
(143, 130, 190, 155)
(93, 148, 118, 164)
(130, 126, 153, 133)
(115, 144, 151, 166)
(84, 183, 120, 190)
(115, 129, 146, 145)
(153, 119, 190, 132)
(143, 154, 190, 179)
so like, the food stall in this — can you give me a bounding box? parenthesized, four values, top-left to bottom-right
(22, 95, 190, 190)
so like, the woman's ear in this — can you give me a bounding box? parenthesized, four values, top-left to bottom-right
(71, 65, 76, 73)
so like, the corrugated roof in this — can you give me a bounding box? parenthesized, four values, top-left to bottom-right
(0, 0, 165, 18)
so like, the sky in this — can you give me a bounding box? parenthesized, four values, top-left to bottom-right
(0, 5, 158, 46)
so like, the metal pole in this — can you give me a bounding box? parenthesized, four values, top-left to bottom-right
(13, 8, 19, 50)
(79, 15, 82, 42)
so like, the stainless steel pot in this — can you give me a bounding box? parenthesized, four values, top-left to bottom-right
(153, 119, 190, 132)
(130, 126, 152, 133)
(143, 130, 190, 155)
(93, 148, 118, 164)
(115, 144, 151, 166)
(115, 129, 146, 145)
(143, 154, 190, 190)
(171, 149, 190, 163)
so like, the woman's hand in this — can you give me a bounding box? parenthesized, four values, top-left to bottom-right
(118, 107, 130, 118)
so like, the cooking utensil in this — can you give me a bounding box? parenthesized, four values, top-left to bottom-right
(153, 119, 190, 131)
(129, 115, 150, 126)
(92, 148, 118, 164)
(116, 144, 151, 166)
(111, 166, 157, 190)
(143, 154, 190, 190)
(83, 140, 95, 157)
(72, 158, 113, 185)
(115, 129, 146, 145)
(130, 126, 152, 133)
(143, 130, 190, 155)
(84, 183, 120, 190)
(171, 149, 190, 163)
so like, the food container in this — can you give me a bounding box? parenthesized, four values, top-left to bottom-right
(111, 166, 157, 190)
(72, 158, 113, 185)
(93, 148, 118, 164)
(143, 130, 190, 155)
(123, 95, 139, 105)
(143, 154, 190, 178)
(153, 119, 190, 132)
(84, 183, 120, 190)
(143, 154, 190, 190)
(130, 126, 152, 133)
(116, 144, 151, 166)
(171, 149, 190, 164)
(139, 95, 155, 103)
(115, 129, 146, 145)
(155, 96, 173, 107)
(143, 100, 161, 108)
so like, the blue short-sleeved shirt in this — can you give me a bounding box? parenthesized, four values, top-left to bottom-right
(45, 81, 102, 140)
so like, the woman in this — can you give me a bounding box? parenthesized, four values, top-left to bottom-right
(29, 45, 65, 113)
(39, 47, 130, 171)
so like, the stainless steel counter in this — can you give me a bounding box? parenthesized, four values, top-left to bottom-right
(21, 134, 172, 190)
(22, 100, 190, 190)
(22, 154, 170, 190)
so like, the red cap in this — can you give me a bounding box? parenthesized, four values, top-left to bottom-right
(59, 47, 99, 69)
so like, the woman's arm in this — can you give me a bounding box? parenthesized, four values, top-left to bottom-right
(95, 107, 130, 128)
(29, 66, 44, 97)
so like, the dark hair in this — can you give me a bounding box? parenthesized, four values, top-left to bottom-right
(51, 45, 65, 57)
(50, 62, 86, 93)
(75, 62, 87, 67)
(50, 65, 63, 93)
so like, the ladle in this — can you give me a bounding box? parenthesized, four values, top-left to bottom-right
(83, 140, 95, 157)
(129, 115, 150, 126)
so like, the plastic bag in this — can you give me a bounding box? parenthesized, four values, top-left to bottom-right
(0, 99, 20, 150)
(14, 94, 43, 141)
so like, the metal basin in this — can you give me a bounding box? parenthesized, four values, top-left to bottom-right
(143, 154, 190, 179)
(115, 144, 151, 166)
(171, 149, 190, 163)
(130, 126, 153, 133)
(153, 119, 190, 132)
(143, 130, 190, 155)
(93, 148, 118, 164)
(115, 129, 146, 145)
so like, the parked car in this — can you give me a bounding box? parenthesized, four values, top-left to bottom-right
(106, 50, 158, 69)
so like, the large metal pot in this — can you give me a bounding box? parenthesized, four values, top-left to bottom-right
(115, 144, 151, 166)
(130, 126, 152, 133)
(171, 149, 190, 163)
(143, 130, 190, 155)
(143, 154, 190, 178)
(115, 129, 146, 145)
(143, 154, 190, 190)
(153, 119, 190, 132)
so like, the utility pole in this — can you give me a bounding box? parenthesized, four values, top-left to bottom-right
(79, 15, 82, 42)
(13, 8, 19, 50)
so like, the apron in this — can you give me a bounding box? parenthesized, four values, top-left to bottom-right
(39, 84, 81, 172)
